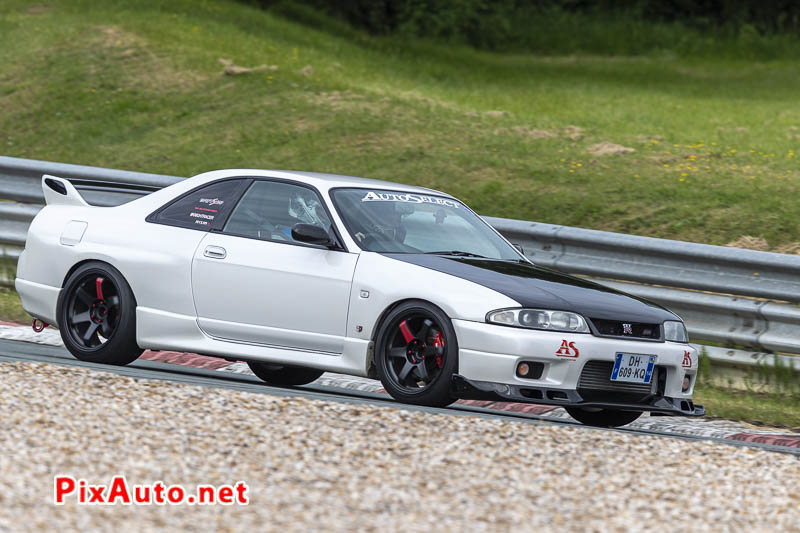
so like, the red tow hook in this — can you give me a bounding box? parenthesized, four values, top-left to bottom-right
(32, 319, 49, 333)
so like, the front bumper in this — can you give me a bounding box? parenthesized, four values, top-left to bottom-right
(452, 319, 702, 414)
(452, 375, 705, 416)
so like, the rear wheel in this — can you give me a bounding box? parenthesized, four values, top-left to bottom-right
(57, 262, 142, 366)
(375, 301, 458, 407)
(565, 407, 643, 428)
(247, 362, 324, 386)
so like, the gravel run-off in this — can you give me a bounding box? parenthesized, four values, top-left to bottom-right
(0, 362, 798, 532)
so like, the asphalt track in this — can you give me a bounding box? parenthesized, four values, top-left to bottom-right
(2, 338, 799, 456)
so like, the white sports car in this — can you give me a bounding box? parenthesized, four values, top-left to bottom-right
(16, 170, 703, 427)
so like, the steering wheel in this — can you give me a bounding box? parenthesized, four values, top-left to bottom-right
(239, 208, 285, 240)
(359, 227, 402, 250)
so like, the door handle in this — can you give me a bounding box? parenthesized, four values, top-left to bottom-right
(203, 245, 227, 259)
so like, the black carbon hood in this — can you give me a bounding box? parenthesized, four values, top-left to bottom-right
(382, 254, 678, 323)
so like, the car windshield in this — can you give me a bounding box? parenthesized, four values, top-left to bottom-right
(330, 188, 523, 260)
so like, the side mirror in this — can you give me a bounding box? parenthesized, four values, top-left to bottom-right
(291, 223, 334, 247)
(513, 243, 525, 256)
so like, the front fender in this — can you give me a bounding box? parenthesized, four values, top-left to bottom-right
(346, 252, 518, 342)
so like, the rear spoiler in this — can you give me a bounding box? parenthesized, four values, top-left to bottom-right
(42, 175, 89, 206)
(42, 174, 162, 206)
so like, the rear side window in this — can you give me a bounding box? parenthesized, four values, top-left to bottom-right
(150, 179, 247, 231)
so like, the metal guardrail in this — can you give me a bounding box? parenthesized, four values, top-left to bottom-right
(599, 280, 800, 355)
(0, 155, 180, 206)
(1, 156, 799, 365)
(485, 217, 800, 303)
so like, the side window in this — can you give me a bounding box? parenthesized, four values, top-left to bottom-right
(152, 179, 247, 231)
(223, 181, 332, 243)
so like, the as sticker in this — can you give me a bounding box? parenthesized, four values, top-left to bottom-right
(361, 191, 459, 209)
(555, 340, 579, 358)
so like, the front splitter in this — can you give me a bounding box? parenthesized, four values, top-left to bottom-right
(452, 374, 705, 416)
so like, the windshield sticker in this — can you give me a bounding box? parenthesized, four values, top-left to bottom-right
(199, 198, 224, 206)
(361, 191, 459, 208)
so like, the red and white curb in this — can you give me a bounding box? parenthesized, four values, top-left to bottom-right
(2, 322, 797, 449)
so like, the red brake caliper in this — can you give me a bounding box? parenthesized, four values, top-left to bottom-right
(433, 332, 445, 367)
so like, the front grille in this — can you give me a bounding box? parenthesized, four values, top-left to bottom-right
(589, 319, 661, 341)
(578, 360, 656, 396)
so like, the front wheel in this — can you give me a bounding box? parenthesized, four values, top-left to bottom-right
(375, 301, 458, 407)
(57, 262, 142, 366)
(247, 362, 324, 386)
(565, 407, 643, 428)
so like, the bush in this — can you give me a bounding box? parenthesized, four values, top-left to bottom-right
(244, 0, 800, 57)
(396, 0, 514, 49)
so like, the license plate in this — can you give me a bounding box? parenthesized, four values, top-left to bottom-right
(611, 353, 656, 384)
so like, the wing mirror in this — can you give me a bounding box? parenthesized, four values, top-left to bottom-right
(513, 243, 525, 255)
(291, 223, 334, 247)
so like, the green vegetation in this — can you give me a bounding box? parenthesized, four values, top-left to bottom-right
(269, 0, 800, 59)
(0, 288, 28, 324)
(693, 384, 800, 430)
(697, 347, 800, 399)
(2, 0, 800, 249)
(753, 355, 800, 397)
(695, 349, 799, 429)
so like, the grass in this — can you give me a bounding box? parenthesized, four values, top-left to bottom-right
(1, 0, 800, 248)
(0, 288, 28, 324)
(693, 383, 800, 430)
(502, 9, 800, 60)
(693, 349, 799, 429)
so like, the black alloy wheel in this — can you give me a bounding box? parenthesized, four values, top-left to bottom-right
(376, 301, 458, 407)
(58, 262, 142, 365)
(66, 274, 120, 349)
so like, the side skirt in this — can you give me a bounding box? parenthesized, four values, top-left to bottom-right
(136, 307, 372, 376)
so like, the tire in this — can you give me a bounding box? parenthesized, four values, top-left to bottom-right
(565, 407, 643, 428)
(375, 300, 458, 408)
(57, 261, 142, 366)
(247, 362, 324, 386)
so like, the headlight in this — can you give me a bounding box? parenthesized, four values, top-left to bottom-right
(486, 309, 589, 333)
(664, 320, 688, 343)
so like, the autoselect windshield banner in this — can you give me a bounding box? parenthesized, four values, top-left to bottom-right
(361, 191, 459, 208)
